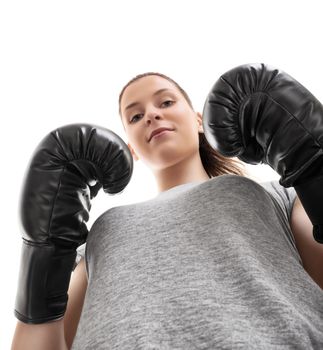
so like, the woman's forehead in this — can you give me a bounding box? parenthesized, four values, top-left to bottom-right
(121, 76, 178, 107)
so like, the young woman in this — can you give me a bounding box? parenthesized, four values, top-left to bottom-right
(12, 72, 323, 349)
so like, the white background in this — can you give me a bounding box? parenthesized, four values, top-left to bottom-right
(1, 0, 323, 348)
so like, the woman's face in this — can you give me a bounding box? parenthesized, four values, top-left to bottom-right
(120, 75, 204, 171)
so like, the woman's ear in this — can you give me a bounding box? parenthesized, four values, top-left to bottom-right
(196, 112, 204, 133)
(127, 143, 139, 161)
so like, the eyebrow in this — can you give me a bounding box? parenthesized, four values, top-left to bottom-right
(124, 88, 174, 112)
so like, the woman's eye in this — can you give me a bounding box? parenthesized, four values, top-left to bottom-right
(161, 100, 174, 107)
(130, 114, 142, 123)
(130, 100, 174, 123)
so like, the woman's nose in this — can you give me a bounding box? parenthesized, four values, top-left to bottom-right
(144, 107, 162, 123)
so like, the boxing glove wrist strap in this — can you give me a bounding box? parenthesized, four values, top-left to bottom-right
(14, 241, 76, 324)
(293, 175, 323, 244)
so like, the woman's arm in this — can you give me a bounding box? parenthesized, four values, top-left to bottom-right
(64, 257, 88, 349)
(290, 195, 323, 289)
(11, 319, 68, 350)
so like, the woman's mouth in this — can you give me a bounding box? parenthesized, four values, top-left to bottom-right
(150, 129, 173, 141)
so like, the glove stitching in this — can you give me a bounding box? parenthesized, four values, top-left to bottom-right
(50, 129, 107, 185)
(209, 76, 244, 158)
(22, 238, 53, 247)
(237, 90, 323, 160)
(46, 164, 68, 243)
(50, 130, 104, 178)
(264, 91, 322, 151)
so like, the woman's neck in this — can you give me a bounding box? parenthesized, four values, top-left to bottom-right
(153, 153, 210, 193)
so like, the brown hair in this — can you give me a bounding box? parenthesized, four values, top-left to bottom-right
(118, 72, 246, 178)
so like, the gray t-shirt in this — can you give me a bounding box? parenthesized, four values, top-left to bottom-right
(71, 174, 323, 349)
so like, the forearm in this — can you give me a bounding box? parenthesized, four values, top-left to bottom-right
(11, 319, 68, 350)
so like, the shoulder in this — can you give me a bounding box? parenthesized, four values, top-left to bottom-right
(259, 180, 297, 223)
(290, 195, 323, 289)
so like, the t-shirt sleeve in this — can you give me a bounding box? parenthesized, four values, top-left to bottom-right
(259, 180, 297, 224)
(73, 243, 86, 271)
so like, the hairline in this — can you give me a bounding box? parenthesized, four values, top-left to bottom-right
(118, 74, 194, 131)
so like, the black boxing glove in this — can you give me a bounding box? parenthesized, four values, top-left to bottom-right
(14, 123, 133, 324)
(202, 63, 323, 243)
